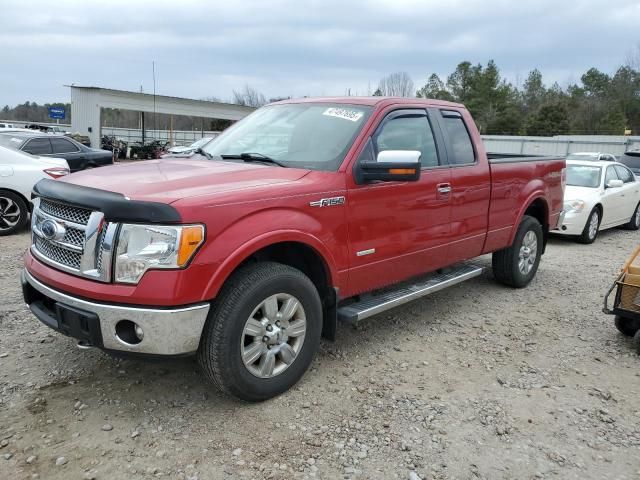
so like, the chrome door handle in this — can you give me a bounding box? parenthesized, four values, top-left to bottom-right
(437, 185, 452, 194)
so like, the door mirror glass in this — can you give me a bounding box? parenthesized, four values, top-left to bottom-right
(606, 179, 624, 188)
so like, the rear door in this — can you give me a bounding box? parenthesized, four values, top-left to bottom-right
(614, 164, 640, 220)
(432, 109, 490, 264)
(602, 165, 626, 226)
(347, 108, 452, 293)
(50, 137, 83, 171)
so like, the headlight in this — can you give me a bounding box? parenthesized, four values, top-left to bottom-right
(563, 200, 585, 213)
(114, 224, 204, 284)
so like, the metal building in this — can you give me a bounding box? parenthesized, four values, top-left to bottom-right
(69, 86, 255, 148)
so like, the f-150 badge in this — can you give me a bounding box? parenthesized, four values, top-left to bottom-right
(309, 196, 346, 208)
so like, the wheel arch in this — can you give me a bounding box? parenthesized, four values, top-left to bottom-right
(203, 234, 339, 340)
(511, 195, 549, 252)
(0, 187, 32, 212)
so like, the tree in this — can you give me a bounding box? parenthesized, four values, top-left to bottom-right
(416, 74, 454, 100)
(372, 88, 383, 96)
(522, 69, 546, 114)
(376, 72, 414, 97)
(232, 85, 267, 107)
(525, 103, 570, 136)
(446, 61, 475, 102)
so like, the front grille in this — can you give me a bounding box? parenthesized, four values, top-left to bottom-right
(34, 236, 82, 269)
(63, 227, 85, 247)
(39, 199, 92, 225)
(31, 198, 117, 282)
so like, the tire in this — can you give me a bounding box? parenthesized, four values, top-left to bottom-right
(624, 202, 640, 230)
(615, 315, 640, 337)
(492, 215, 543, 288)
(634, 330, 640, 355)
(197, 261, 322, 402)
(577, 208, 600, 244)
(0, 190, 29, 236)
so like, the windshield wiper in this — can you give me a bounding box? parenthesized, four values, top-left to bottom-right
(220, 152, 287, 167)
(194, 147, 213, 160)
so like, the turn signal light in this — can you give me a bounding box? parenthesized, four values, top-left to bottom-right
(389, 168, 416, 175)
(177, 225, 205, 266)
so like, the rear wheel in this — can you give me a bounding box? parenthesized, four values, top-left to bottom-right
(197, 262, 322, 402)
(634, 330, 640, 355)
(614, 315, 640, 337)
(492, 215, 543, 288)
(624, 202, 640, 230)
(0, 191, 29, 236)
(577, 208, 600, 244)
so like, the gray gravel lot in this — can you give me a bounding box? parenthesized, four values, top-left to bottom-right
(1, 228, 640, 480)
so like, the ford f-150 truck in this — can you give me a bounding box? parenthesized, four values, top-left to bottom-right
(22, 97, 565, 401)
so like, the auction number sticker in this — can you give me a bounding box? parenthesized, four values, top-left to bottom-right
(323, 107, 364, 122)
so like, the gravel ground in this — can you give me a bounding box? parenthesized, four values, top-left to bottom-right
(1, 227, 640, 480)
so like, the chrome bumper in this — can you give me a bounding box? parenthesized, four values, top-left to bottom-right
(22, 269, 210, 355)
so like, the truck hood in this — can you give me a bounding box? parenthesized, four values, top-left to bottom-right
(60, 158, 311, 203)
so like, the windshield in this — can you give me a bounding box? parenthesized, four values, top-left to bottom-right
(0, 134, 26, 150)
(189, 137, 213, 149)
(566, 153, 600, 161)
(621, 151, 640, 169)
(203, 103, 373, 171)
(566, 164, 602, 188)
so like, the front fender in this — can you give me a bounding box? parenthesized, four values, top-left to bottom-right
(196, 208, 343, 300)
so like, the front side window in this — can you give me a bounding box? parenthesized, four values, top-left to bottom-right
(566, 165, 601, 188)
(203, 103, 372, 171)
(614, 165, 634, 183)
(51, 138, 79, 154)
(440, 112, 475, 165)
(23, 138, 52, 155)
(370, 111, 438, 168)
(605, 166, 619, 185)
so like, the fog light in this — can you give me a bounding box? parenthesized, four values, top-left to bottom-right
(115, 320, 144, 345)
(134, 324, 144, 341)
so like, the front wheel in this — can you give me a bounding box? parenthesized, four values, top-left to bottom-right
(197, 262, 322, 402)
(577, 208, 600, 244)
(615, 315, 640, 337)
(492, 215, 543, 288)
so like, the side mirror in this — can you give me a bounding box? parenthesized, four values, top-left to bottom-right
(606, 179, 624, 188)
(357, 150, 421, 183)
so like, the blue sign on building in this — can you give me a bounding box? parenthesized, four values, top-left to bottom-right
(48, 106, 65, 120)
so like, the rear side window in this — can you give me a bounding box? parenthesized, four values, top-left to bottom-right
(440, 111, 475, 165)
(51, 137, 79, 154)
(614, 165, 634, 183)
(23, 138, 52, 155)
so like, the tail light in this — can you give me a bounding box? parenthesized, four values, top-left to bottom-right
(43, 167, 70, 179)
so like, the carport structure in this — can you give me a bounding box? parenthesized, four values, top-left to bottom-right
(68, 86, 255, 148)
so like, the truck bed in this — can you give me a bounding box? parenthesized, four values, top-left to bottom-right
(487, 153, 565, 163)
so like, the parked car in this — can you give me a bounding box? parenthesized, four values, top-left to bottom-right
(22, 97, 566, 401)
(166, 136, 215, 155)
(556, 160, 640, 243)
(0, 132, 113, 172)
(566, 152, 617, 162)
(619, 148, 640, 177)
(0, 145, 69, 235)
(0, 122, 15, 129)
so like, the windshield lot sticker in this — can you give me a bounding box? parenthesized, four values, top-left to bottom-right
(323, 108, 364, 122)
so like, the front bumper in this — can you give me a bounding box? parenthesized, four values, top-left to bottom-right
(22, 269, 210, 355)
(554, 209, 588, 236)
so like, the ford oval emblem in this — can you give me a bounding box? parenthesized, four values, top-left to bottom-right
(40, 219, 65, 241)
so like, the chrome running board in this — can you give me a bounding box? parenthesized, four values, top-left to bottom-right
(337, 264, 483, 324)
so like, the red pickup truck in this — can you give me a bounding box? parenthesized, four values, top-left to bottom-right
(22, 97, 565, 401)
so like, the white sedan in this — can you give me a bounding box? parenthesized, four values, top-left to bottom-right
(0, 145, 69, 235)
(557, 160, 640, 243)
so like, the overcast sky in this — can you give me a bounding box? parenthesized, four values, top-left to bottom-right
(1, 0, 639, 107)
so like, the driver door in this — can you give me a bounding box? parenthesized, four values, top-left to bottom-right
(346, 109, 452, 294)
